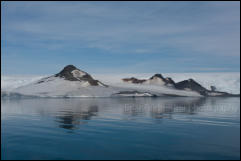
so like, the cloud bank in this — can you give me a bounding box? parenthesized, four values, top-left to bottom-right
(1, 1, 240, 74)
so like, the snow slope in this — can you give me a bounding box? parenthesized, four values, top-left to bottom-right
(93, 73, 240, 94)
(1, 75, 200, 98)
(10, 77, 118, 98)
(1, 75, 46, 90)
(1, 73, 240, 97)
(2, 77, 201, 98)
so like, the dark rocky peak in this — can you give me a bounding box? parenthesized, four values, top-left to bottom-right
(174, 78, 239, 97)
(61, 65, 78, 72)
(149, 74, 176, 86)
(55, 65, 107, 87)
(55, 65, 89, 81)
(175, 78, 207, 94)
(150, 74, 165, 80)
(123, 74, 176, 86)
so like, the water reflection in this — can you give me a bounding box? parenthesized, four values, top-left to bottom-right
(151, 98, 207, 119)
(56, 105, 98, 130)
(122, 97, 207, 118)
(1, 97, 240, 131)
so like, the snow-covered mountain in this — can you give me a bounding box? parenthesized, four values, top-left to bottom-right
(174, 79, 237, 97)
(1, 65, 240, 98)
(122, 74, 176, 87)
(122, 74, 239, 97)
(3, 65, 120, 98)
(92, 73, 240, 94)
(54, 65, 107, 87)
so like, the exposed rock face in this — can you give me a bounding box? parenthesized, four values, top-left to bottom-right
(56, 65, 89, 81)
(174, 78, 239, 97)
(55, 65, 107, 86)
(165, 77, 176, 85)
(122, 77, 146, 84)
(149, 74, 165, 80)
(175, 79, 207, 94)
(149, 74, 176, 86)
(122, 74, 176, 87)
(4, 65, 238, 98)
(122, 74, 239, 97)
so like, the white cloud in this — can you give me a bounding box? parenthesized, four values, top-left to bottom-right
(2, 2, 240, 57)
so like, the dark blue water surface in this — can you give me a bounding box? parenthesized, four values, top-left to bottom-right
(1, 97, 240, 160)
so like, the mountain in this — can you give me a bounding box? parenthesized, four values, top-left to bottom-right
(122, 74, 239, 97)
(8, 65, 116, 97)
(175, 79, 208, 95)
(122, 77, 146, 84)
(37, 65, 107, 87)
(175, 78, 240, 97)
(2, 65, 239, 98)
(122, 74, 176, 87)
(145, 74, 176, 87)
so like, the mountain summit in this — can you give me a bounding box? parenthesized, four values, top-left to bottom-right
(3, 65, 239, 98)
(147, 74, 176, 86)
(122, 74, 176, 87)
(55, 65, 106, 86)
(55, 65, 87, 81)
(122, 74, 239, 97)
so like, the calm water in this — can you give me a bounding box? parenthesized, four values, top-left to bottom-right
(1, 97, 240, 160)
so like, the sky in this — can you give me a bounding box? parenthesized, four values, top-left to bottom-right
(1, 1, 240, 75)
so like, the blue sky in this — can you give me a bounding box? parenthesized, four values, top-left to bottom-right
(1, 1, 240, 74)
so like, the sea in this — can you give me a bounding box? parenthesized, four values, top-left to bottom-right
(1, 97, 240, 160)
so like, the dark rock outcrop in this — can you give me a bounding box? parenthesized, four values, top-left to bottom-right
(175, 78, 239, 97)
(54, 65, 107, 87)
(122, 73, 239, 97)
(122, 74, 176, 87)
(165, 77, 176, 85)
(149, 74, 165, 80)
(175, 79, 207, 95)
(122, 77, 146, 84)
(55, 65, 80, 81)
(149, 74, 176, 86)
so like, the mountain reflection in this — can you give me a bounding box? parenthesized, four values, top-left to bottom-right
(122, 97, 207, 119)
(55, 97, 208, 130)
(150, 98, 206, 119)
(55, 105, 98, 130)
(2, 97, 238, 131)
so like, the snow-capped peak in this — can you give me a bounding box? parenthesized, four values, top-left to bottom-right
(55, 65, 88, 80)
(53, 65, 107, 87)
(2, 66, 239, 98)
(144, 74, 166, 85)
(150, 74, 165, 80)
